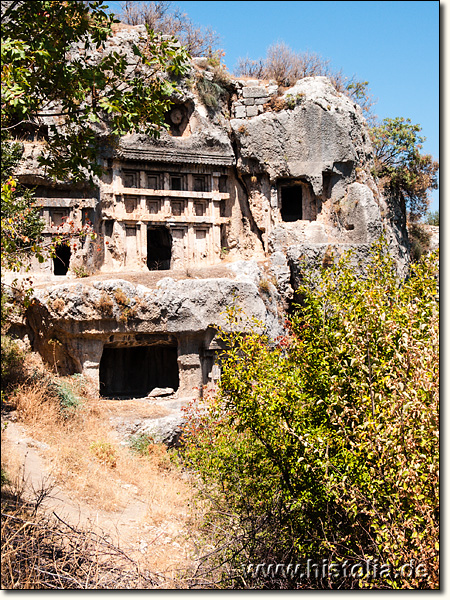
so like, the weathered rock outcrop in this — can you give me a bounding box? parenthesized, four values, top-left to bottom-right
(9, 25, 411, 414)
(232, 77, 372, 181)
(23, 266, 282, 399)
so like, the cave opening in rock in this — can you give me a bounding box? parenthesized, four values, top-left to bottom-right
(165, 102, 193, 137)
(280, 185, 303, 222)
(99, 345, 179, 398)
(147, 226, 172, 270)
(53, 243, 71, 275)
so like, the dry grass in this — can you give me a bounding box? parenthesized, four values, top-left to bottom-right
(98, 291, 114, 315)
(2, 357, 205, 582)
(10, 380, 195, 514)
(1, 487, 158, 589)
(258, 278, 272, 295)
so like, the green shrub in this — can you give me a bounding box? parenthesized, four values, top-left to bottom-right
(72, 265, 90, 278)
(184, 239, 439, 589)
(128, 433, 154, 456)
(285, 92, 305, 109)
(425, 211, 439, 226)
(55, 381, 81, 418)
(1, 335, 26, 394)
(197, 76, 228, 110)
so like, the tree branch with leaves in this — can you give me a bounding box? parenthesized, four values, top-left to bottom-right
(1, 0, 190, 182)
(371, 117, 439, 220)
(1, 0, 191, 284)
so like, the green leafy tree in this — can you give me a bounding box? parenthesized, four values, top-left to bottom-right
(1, 0, 190, 182)
(371, 118, 439, 220)
(1, 0, 190, 303)
(425, 210, 439, 227)
(184, 241, 439, 589)
(1, 136, 45, 272)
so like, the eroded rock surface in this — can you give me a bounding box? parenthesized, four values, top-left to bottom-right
(9, 25, 411, 417)
(22, 272, 281, 400)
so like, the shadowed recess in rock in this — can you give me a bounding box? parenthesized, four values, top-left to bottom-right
(99, 345, 179, 398)
(147, 226, 172, 271)
(280, 184, 303, 222)
(53, 244, 71, 276)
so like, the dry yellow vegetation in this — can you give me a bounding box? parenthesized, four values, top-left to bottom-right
(1, 352, 206, 587)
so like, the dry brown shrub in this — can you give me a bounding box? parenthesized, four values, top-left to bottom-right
(98, 291, 114, 315)
(146, 442, 170, 470)
(258, 278, 271, 295)
(90, 440, 118, 468)
(119, 0, 219, 57)
(264, 96, 286, 112)
(236, 42, 333, 87)
(51, 298, 65, 312)
(1, 489, 158, 589)
(113, 288, 128, 306)
(234, 42, 376, 118)
(408, 220, 432, 262)
(14, 383, 61, 429)
(234, 56, 266, 80)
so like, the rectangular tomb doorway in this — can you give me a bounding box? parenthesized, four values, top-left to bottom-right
(280, 184, 303, 222)
(99, 345, 179, 398)
(53, 243, 71, 275)
(147, 226, 172, 270)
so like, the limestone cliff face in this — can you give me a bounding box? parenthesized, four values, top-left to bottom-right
(10, 26, 410, 399)
(15, 25, 408, 278)
(229, 77, 406, 261)
(232, 77, 371, 180)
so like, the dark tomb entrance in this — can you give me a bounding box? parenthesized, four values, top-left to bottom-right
(99, 344, 179, 398)
(280, 185, 303, 222)
(147, 226, 172, 270)
(53, 243, 71, 275)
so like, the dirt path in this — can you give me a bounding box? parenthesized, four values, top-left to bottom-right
(2, 414, 200, 583)
(4, 421, 149, 550)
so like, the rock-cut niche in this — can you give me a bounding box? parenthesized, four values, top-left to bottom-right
(165, 101, 194, 137)
(53, 243, 71, 275)
(99, 344, 180, 398)
(280, 184, 303, 222)
(147, 226, 172, 270)
(278, 178, 321, 222)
